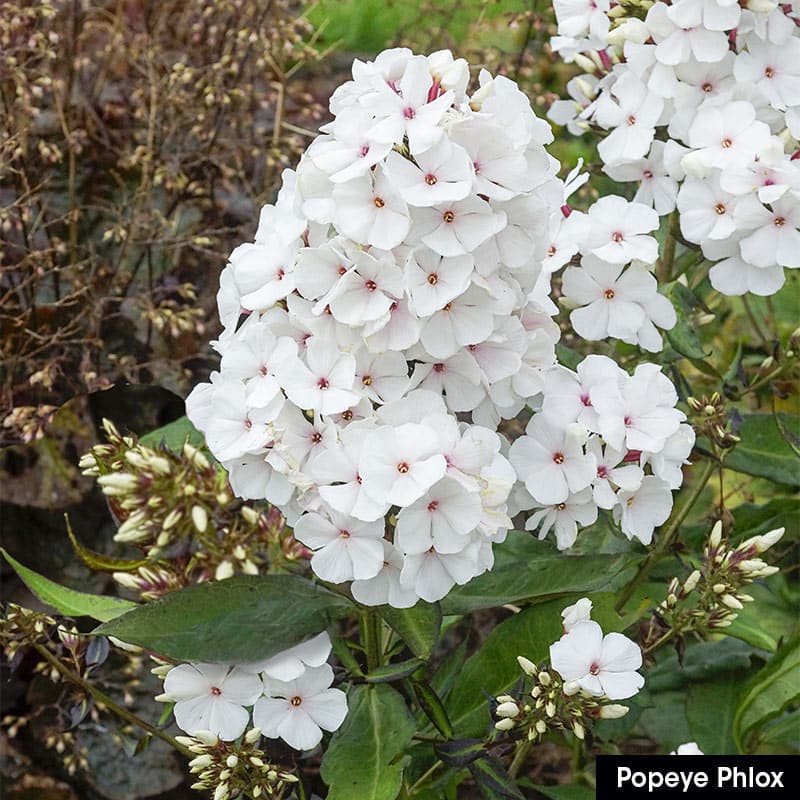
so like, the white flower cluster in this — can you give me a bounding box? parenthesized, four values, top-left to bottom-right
(187, 48, 690, 605)
(510, 354, 693, 550)
(187, 50, 572, 606)
(549, 0, 800, 297)
(157, 633, 348, 750)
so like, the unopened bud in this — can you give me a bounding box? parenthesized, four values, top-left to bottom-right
(721, 594, 743, 610)
(215, 561, 234, 580)
(709, 521, 723, 548)
(191, 505, 208, 533)
(517, 656, 537, 676)
(538, 671, 551, 687)
(683, 569, 701, 594)
(495, 717, 516, 731)
(496, 701, 520, 718)
(600, 704, 629, 719)
(535, 719, 547, 734)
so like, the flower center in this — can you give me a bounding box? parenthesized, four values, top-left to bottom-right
(626, 114, 636, 126)
(433, 363, 445, 373)
(427, 500, 438, 512)
(374, 196, 385, 208)
(552, 452, 565, 465)
(424, 173, 438, 185)
(701, 81, 713, 93)
(365, 279, 378, 291)
(276, 268, 285, 280)
(721, 137, 733, 149)
(397, 462, 410, 474)
(603, 288, 615, 300)
(311, 432, 322, 444)
(341, 409, 353, 420)
(244, 418, 252, 431)
(597, 465, 608, 479)
(210, 686, 222, 696)
(774, 216, 785, 227)
(317, 377, 330, 390)
(442, 210, 455, 223)
(589, 663, 600, 676)
(338, 265, 347, 276)
(362, 374, 373, 385)
(624, 415, 632, 427)
(714, 203, 726, 215)
(339, 529, 350, 538)
(547, 245, 556, 257)
(427, 273, 439, 285)
(556, 503, 566, 511)
(642, 169, 653, 179)
(580, 393, 591, 407)
(290, 696, 303, 707)
(403, 106, 416, 119)
(611, 231, 624, 243)
(764, 66, 775, 79)
(360, 144, 370, 157)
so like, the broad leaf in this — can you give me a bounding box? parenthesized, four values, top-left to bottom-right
(140, 415, 205, 453)
(435, 739, 485, 768)
(1, 548, 137, 623)
(321, 684, 415, 800)
(734, 636, 800, 752)
(725, 413, 800, 486)
(95, 575, 352, 661)
(686, 675, 742, 754)
(442, 532, 637, 614)
(381, 602, 442, 659)
(412, 677, 454, 739)
(725, 577, 799, 653)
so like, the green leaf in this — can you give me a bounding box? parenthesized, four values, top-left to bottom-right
(95, 575, 352, 661)
(411, 678, 454, 739)
(468, 753, 524, 800)
(434, 739, 485, 768)
(321, 684, 415, 800)
(725, 577, 799, 653)
(140, 415, 205, 454)
(755, 711, 800, 754)
(65, 514, 149, 573)
(725, 413, 800, 486)
(365, 658, 425, 684)
(381, 602, 442, 659)
(665, 282, 711, 362)
(734, 636, 800, 752)
(1, 548, 137, 623)
(441, 532, 637, 614)
(532, 786, 596, 800)
(686, 674, 742, 754)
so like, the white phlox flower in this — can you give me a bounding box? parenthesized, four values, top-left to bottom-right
(550, 620, 645, 700)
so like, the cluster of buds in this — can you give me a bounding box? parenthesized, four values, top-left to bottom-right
(647, 521, 784, 648)
(79, 419, 307, 598)
(686, 393, 740, 450)
(493, 657, 629, 744)
(177, 728, 298, 800)
(0, 604, 58, 663)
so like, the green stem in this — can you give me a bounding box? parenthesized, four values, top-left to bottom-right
(570, 734, 583, 779)
(508, 738, 533, 779)
(362, 608, 383, 672)
(657, 210, 679, 284)
(33, 643, 194, 758)
(408, 759, 443, 795)
(615, 459, 717, 613)
(742, 295, 770, 348)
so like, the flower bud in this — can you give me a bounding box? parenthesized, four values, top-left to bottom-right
(496, 701, 520, 718)
(517, 656, 537, 676)
(572, 721, 585, 740)
(189, 754, 213, 770)
(535, 719, 547, 734)
(191, 505, 208, 533)
(721, 594, 743, 610)
(708, 521, 723, 548)
(215, 561, 234, 580)
(600, 704, 629, 719)
(245, 727, 262, 744)
(683, 570, 701, 594)
(495, 717, 516, 731)
(538, 671, 551, 687)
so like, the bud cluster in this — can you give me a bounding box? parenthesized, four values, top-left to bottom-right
(647, 521, 784, 648)
(492, 656, 629, 744)
(79, 419, 307, 598)
(0, 604, 58, 662)
(176, 728, 298, 800)
(686, 393, 739, 450)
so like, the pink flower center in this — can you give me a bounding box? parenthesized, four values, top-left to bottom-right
(244, 418, 252, 431)
(433, 363, 445, 373)
(774, 217, 785, 227)
(611, 231, 624, 243)
(339, 529, 350, 539)
(290, 696, 303, 707)
(580, 393, 591, 407)
(365, 279, 378, 291)
(552, 452, 565, 465)
(589, 663, 600, 676)
(597, 465, 608, 479)
(311, 432, 322, 444)
(403, 106, 416, 119)
(317, 377, 330, 390)
(604, 288, 615, 300)
(425, 173, 438, 185)
(442, 210, 455, 223)
(764, 66, 775, 79)
(397, 462, 410, 474)
(427, 500, 438, 512)
(721, 137, 733, 149)
(427, 273, 439, 285)
(210, 686, 222, 696)
(360, 144, 370, 157)
(374, 196, 385, 208)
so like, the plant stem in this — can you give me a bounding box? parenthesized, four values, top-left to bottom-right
(33, 643, 194, 758)
(362, 608, 383, 672)
(508, 738, 533, 779)
(657, 211, 679, 283)
(408, 759, 443, 795)
(615, 459, 716, 613)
